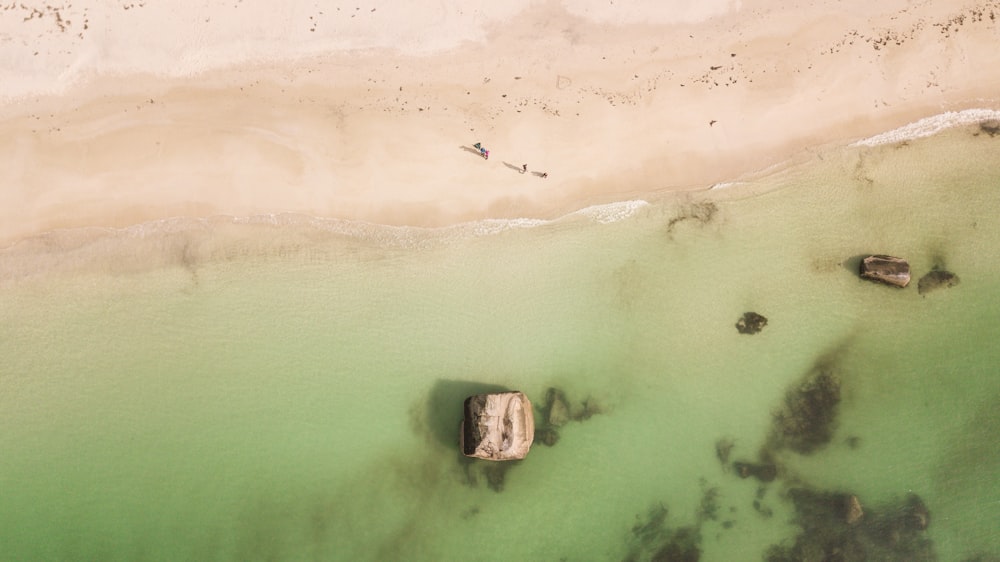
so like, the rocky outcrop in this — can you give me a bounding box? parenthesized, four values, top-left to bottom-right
(736, 312, 768, 334)
(859, 255, 911, 288)
(461, 391, 535, 461)
(917, 269, 960, 294)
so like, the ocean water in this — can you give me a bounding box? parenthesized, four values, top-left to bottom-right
(1, 123, 998, 561)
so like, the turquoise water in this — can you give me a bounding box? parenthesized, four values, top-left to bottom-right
(1, 124, 998, 561)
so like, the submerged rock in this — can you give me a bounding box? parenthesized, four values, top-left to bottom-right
(769, 362, 840, 454)
(651, 527, 701, 562)
(733, 461, 777, 483)
(543, 387, 571, 427)
(770, 365, 842, 454)
(860, 255, 911, 288)
(736, 312, 768, 334)
(917, 269, 960, 295)
(536, 426, 560, 447)
(632, 503, 669, 544)
(766, 489, 934, 562)
(900, 494, 930, 532)
(461, 391, 535, 461)
(697, 485, 721, 522)
(846, 495, 865, 525)
(571, 398, 602, 421)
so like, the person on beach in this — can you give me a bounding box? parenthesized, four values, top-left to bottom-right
(522, 164, 527, 174)
(473, 142, 489, 159)
(540, 172, 548, 178)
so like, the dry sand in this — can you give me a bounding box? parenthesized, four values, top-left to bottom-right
(1, 0, 999, 246)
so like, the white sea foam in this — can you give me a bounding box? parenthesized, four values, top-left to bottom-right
(468, 218, 548, 236)
(571, 200, 650, 224)
(851, 109, 1000, 147)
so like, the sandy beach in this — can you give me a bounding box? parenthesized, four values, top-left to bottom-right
(1, 0, 999, 246)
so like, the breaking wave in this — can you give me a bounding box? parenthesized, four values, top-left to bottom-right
(851, 108, 1000, 147)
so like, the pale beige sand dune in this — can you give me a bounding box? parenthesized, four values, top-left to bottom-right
(1, 0, 998, 246)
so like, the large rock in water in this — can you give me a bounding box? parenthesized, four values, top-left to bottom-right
(461, 392, 535, 461)
(860, 255, 910, 288)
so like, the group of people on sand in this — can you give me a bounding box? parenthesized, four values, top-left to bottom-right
(473, 143, 547, 178)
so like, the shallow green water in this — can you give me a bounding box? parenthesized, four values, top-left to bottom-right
(1, 124, 999, 561)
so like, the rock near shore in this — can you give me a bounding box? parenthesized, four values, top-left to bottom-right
(461, 391, 535, 461)
(859, 255, 911, 288)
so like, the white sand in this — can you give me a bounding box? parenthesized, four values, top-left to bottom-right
(1, 0, 999, 246)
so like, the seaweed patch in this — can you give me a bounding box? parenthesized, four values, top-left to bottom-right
(764, 491, 934, 562)
(767, 356, 842, 454)
(666, 201, 719, 234)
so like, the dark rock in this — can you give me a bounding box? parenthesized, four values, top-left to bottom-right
(860, 255, 911, 288)
(736, 312, 768, 334)
(769, 364, 841, 454)
(917, 269, 960, 294)
(733, 461, 777, 483)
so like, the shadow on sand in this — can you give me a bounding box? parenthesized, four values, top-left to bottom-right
(502, 161, 525, 174)
(460, 145, 485, 158)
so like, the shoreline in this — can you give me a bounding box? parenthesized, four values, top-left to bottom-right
(2, 0, 999, 247)
(1, 112, 996, 288)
